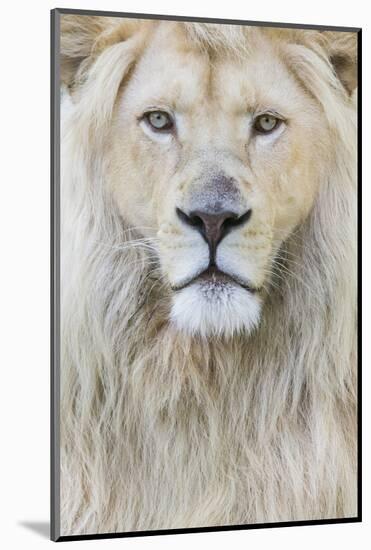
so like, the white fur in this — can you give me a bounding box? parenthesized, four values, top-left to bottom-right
(171, 281, 262, 337)
(59, 19, 357, 536)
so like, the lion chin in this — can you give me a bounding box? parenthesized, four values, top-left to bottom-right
(170, 278, 262, 338)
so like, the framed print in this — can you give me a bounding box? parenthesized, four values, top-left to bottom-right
(51, 8, 361, 542)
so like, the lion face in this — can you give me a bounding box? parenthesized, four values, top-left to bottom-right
(108, 24, 330, 337)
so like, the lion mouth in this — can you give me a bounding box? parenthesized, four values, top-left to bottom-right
(172, 266, 257, 293)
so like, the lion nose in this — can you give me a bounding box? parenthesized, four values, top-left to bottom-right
(176, 207, 252, 261)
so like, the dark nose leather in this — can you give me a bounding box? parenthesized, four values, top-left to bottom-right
(176, 207, 252, 262)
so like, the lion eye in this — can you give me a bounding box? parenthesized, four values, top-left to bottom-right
(145, 111, 174, 131)
(253, 114, 280, 133)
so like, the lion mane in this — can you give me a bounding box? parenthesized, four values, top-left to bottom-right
(59, 16, 358, 535)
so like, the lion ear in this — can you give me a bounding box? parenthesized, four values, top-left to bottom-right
(60, 15, 107, 89)
(60, 15, 141, 91)
(323, 31, 358, 95)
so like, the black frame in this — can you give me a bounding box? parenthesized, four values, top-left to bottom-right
(51, 7, 362, 542)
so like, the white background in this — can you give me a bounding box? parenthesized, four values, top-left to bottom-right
(0, 0, 368, 547)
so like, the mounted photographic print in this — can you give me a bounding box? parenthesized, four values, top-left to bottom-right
(51, 8, 361, 541)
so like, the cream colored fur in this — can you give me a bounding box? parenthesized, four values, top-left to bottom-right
(60, 16, 358, 535)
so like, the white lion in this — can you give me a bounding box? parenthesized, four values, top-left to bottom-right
(59, 15, 358, 536)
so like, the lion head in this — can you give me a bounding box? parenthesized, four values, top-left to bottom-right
(59, 16, 358, 535)
(61, 17, 356, 339)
